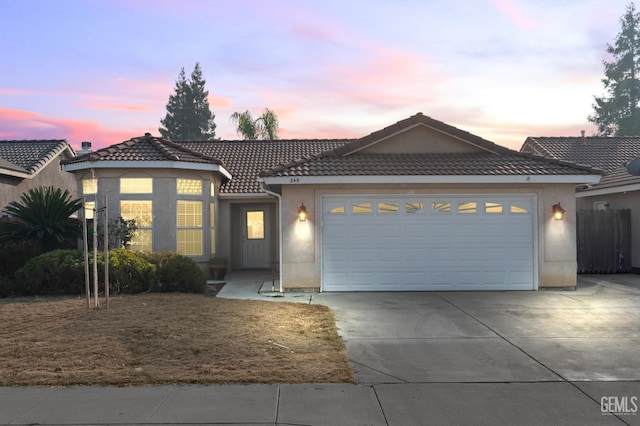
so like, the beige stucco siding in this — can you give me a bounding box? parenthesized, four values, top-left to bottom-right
(280, 183, 578, 291)
(360, 125, 484, 154)
(0, 153, 77, 211)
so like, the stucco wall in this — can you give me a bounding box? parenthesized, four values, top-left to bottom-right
(0, 153, 77, 211)
(280, 183, 578, 291)
(361, 125, 480, 154)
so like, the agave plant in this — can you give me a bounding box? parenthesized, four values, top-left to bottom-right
(0, 187, 82, 252)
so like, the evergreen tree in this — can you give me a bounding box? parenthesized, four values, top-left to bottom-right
(589, 3, 640, 136)
(159, 63, 217, 140)
(230, 108, 279, 140)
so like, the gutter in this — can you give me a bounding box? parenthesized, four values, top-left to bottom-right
(258, 179, 283, 293)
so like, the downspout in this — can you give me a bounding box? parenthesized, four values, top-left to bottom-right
(259, 179, 283, 293)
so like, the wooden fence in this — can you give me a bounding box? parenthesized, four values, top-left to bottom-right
(577, 209, 631, 273)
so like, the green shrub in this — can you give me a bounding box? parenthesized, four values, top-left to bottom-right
(108, 249, 155, 294)
(148, 252, 205, 293)
(0, 240, 42, 279)
(15, 249, 85, 295)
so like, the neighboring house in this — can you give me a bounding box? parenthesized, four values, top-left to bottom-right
(521, 135, 640, 269)
(63, 114, 601, 292)
(0, 140, 77, 211)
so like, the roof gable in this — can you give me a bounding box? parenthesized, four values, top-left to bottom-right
(335, 113, 511, 156)
(0, 139, 73, 178)
(260, 114, 602, 182)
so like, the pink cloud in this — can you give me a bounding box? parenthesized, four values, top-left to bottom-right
(81, 103, 154, 112)
(491, 0, 537, 30)
(0, 106, 149, 151)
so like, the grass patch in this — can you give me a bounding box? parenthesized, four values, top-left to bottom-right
(0, 293, 354, 386)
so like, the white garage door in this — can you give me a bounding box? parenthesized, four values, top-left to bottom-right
(322, 195, 536, 291)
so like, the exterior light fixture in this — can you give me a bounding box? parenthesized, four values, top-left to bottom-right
(297, 203, 308, 222)
(552, 203, 565, 220)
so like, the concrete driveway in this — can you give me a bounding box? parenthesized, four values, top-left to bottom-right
(311, 275, 640, 425)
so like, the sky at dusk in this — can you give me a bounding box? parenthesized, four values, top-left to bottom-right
(0, 0, 634, 151)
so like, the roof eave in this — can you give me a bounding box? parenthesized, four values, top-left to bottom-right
(262, 174, 602, 185)
(63, 160, 232, 181)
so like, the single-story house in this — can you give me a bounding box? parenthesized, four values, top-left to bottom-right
(520, 135, 640, 270)
(63, 113, 602, 291)
(0, 140, 77, 211)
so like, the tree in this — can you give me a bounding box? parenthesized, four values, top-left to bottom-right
(0, 187, 82, 252)
(589, 3, 640, 136)
(230, 108, 279, 140)
(159, 63, 217, 140)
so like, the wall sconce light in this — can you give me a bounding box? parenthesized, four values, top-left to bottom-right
(297, 203, 308, 222)
(552, 203, 565, 220)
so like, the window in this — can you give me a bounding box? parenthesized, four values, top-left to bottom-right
(120, 201, 153, 251)
(510, 205, 528, 214)
(211, 182, 215, 197)
(177, 201, 203, 256)
(352, 203, 372, 214)
(328, 206, 345, 214)
(177, 178, 202, 195)
(120, 178, 152, 194)
(432, 202, 451, 213)
(457, 202, 477, 214)
(378, 202, 398, 214)
(594, 201, 609, 211)
(246, 211, 264, 240)
(405, 202, 425, 214)
(82, 179, 97, 195)
(84, 201, 95, 220)
(485, 202, 503, 214)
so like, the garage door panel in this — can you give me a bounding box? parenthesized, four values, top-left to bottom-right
(323, 195, 535, 291)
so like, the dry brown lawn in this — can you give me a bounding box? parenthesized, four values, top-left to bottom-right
(0, 293, 354, 386)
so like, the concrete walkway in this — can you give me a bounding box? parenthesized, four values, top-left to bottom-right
(2, 272, 640, 425)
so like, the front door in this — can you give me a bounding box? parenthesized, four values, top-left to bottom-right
(242, 207, 270, 268)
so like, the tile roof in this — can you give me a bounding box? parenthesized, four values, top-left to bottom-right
(63, 134, 221, 165)
(260, 152, 601, 178)
(0, 140, 72, 176)
(578, 166, 640, 192)
(521, 136, 640, 173)
(175, 139, 352, 194)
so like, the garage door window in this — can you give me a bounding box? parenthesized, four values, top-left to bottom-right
(379, 202, 398, 214)
(328, 206, 345, 214)
(457, 202, 477, 214)
(485, 202, 503, 214)
(352, 203, 372, 214)
(432, 202, 451, 213)
(405, 202, 425, 214)
(511, 204, 528, 214)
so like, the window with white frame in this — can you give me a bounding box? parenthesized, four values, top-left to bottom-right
(177, 178, 202, 195)
(120, 178, 153, 194)
(120, 200, 153, 251)
(177, 200, 203, 256)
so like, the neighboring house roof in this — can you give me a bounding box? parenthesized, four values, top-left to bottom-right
(521, 136, 640, 173)
(175, 139, 352, 194)
(260, 114, 602, 183)
(0, 140, 74, 179)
